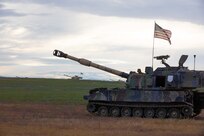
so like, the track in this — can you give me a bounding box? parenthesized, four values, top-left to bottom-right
(87, 101, 195, 118)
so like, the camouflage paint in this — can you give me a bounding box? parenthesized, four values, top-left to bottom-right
(88, 89, 191, 104)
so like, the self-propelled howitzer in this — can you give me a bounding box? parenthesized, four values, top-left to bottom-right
(53, 49, 204, 119)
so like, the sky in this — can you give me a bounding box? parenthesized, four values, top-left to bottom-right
(0, 0, 204, 80)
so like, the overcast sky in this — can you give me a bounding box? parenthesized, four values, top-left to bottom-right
(0, 0, 204, 80)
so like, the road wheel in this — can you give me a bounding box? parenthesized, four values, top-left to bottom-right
(132, 108, 143, 117)
(87, 103, 96, 113)
(155, 108, 167, 119)
(110, 107, 120, 117)
(144, 108, 154, 118)
(121, 107, 131, 117)
(182, 106, 193, 118)
(98, 106, 108, 116)
(168, 108, 180, 119)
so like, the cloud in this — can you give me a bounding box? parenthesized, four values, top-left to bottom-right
(0, 3, 25, 17)
(5, 0, 203, 24)
(0, 0, 204, 79)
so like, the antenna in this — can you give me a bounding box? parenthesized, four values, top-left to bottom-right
(194, 55, 196, 71)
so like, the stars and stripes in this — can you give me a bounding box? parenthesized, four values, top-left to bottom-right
(154, 23, 172, 45)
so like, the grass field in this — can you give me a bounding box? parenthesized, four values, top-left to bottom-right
(0, 78, 203, 136)
(0, 78, 125, 104)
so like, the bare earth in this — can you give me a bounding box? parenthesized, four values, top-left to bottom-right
(0, 103, 203, 136)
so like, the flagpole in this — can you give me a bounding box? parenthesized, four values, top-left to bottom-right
(152, 22, 155, 69)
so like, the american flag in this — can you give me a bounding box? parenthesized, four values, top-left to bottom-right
(154, 23, 172, 44)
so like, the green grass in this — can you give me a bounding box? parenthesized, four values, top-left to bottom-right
(0, 78, 125, 104)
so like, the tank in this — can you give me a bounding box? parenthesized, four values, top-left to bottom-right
(53, 49, 204, 119)
(64, 74, 82, 80)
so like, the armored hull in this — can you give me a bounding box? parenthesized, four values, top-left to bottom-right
(85, 88, 204, 118)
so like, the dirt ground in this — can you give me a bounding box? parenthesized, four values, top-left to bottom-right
(0, 103, 203, 136)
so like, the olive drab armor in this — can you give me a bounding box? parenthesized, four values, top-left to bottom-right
(53, 50, 204, 118)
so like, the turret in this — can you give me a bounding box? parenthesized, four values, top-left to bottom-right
(53, 50, 203, 90)
(53, 49, 129, 78)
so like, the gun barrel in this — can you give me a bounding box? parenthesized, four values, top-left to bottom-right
(53, 49, 129, 78)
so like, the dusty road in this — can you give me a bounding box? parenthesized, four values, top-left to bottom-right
(0, 103, 203, 136)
